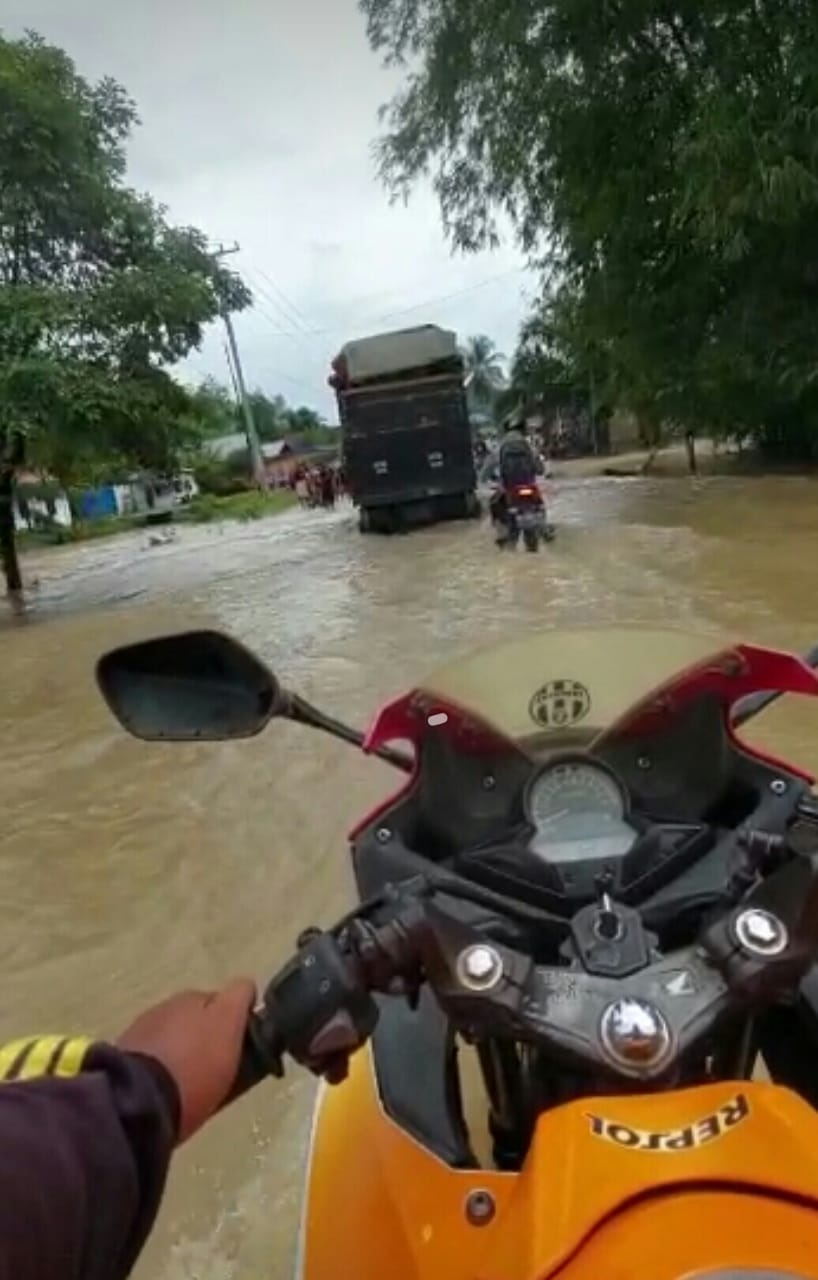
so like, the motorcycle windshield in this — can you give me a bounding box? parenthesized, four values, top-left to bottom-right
(362, 626, 818, 789)
(415, 628, 737, 755)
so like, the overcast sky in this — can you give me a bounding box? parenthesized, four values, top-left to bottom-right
(2, 0, 533, 418)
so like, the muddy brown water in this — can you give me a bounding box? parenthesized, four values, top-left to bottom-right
(3, 476, 818, 1279)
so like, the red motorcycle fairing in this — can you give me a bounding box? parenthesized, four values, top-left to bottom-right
(350, 639, 818, 839)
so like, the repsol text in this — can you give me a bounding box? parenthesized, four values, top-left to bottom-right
(586, 1093, 750, 1153)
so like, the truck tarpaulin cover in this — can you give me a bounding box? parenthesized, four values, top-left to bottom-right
(330, 325, 459, 389)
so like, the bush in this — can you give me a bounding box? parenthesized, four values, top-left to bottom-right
(193, 456, 253, 497)
(181, 489, 296, 523)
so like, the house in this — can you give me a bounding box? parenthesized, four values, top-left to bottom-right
(262, 438, 340, 486)
(205, 433, 338, 487)
(261, 439, 298, 487)
(13, 473, 73, 532)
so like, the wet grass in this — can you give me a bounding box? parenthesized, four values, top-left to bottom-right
(177, 490, 297, 523)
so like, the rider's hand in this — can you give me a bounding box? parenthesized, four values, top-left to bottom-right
(116, 978, 256, 1143)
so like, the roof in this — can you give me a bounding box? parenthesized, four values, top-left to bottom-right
(261, 436, 313, 460)
(261, 439, 291, 460)
(206, 433, 335, 466)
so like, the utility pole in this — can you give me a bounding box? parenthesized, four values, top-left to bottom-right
(223, 338, 241, 405)
(212, 242, 266, 489)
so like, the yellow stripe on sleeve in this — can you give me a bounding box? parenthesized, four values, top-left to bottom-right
(16, 1036, 72, 1081)
(52, 1036, 92, 1078)
(0, 1038, 37, 1081)
(0, 1034, 92, 1082)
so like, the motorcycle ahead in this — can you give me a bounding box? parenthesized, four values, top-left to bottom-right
(492, 483, 555, 551)
(97, 626, 818, 1280)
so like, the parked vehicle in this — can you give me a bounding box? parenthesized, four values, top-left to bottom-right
(97, 626, 818, 1280)
(330, 324, 479, 533)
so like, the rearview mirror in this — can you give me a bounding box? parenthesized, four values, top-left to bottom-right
(96, 630, 280, 741)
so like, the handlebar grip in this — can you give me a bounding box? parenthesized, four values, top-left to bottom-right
(222, 1009, 283, 1108)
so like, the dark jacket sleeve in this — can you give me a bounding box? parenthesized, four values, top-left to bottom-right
(0, 1042, 179, 1280)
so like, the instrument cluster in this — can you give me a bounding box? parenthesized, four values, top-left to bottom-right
(524, 754, 639, 866)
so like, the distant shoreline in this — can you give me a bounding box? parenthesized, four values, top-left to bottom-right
(17, 489, 298, 558)
(551, 441, 818, 480)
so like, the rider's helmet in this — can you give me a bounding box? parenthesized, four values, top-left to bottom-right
(503, 408, 526, 434)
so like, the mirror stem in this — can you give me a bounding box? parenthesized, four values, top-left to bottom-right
(285, 694, 413, 773)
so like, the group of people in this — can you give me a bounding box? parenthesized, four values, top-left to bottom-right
(292, 463, 344, 510)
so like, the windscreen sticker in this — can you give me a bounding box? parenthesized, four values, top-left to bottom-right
(586, 1093, 750, 1153)
(529, 680, 591, 729)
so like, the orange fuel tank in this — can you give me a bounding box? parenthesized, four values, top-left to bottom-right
(297, 1051, 818, 1280)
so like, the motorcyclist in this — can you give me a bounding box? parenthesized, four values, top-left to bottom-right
(0, 978, 254, 1280)
(480, 413, 543, 542)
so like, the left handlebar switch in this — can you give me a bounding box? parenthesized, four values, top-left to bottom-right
(259, 929, 379, 1083)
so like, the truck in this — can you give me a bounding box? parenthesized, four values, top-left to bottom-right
(329, 324, 479, 533)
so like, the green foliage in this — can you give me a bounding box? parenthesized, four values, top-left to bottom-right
(183, 378, 240, 439)
(285, 404, 333, 441)
(247, 390, 288, 440)
(0, 28, 250, 590)
(185, 380, 333, 451)
(193, 457, 251, 497)
(180, 489, 296, 524)
(361, 0, 818, 458)
(249, 393, 331, 443)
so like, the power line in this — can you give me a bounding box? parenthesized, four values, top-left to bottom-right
(253, 265, 316, 335)
(375, 267, 527, 323)
(237, 264, 529, 340)
(257, 362, 324, 398)
(245, 274, 321, 355)
(250, 291, 306, 342)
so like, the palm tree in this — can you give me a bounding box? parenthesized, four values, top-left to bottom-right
(462, 334, 506, 412)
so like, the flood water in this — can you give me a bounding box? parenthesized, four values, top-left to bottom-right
(3, 473, 818, 1279)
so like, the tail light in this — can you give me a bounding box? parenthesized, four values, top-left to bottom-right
(515, 486, 536, 497)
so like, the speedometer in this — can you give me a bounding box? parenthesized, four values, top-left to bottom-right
(525, 757, 634, 863)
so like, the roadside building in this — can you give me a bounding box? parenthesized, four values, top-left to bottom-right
(205, 433, 338, 488)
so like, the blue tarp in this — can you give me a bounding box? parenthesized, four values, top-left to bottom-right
(80, 486, 118, 519)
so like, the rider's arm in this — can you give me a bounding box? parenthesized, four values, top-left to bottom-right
(479, 450, 500, 484)
(0, 979, 254, 1280)
(0, 1042, 178, 1280)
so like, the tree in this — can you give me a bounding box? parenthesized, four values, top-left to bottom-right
(248, 390, 288, 441)
(284, 405, 331, 440)
(359, 0, 818, 459)
(180, 378, 238, 440)
(0, 30, 250, 597)
(461, 334, 505, 413)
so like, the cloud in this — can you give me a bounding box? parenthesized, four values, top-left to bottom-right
(3, 0, 533, 416)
